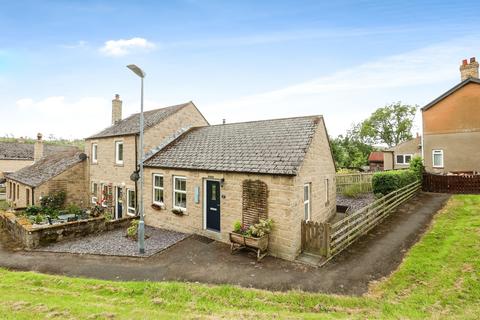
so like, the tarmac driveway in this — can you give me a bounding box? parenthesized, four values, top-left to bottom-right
(0, 192, 449, 295)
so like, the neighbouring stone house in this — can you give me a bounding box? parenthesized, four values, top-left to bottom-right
(421, 57, 480, 174)
(84, 95, 209, 220)
(4, 149, 87, 208)
(142, 116, 336, 260)
(382, 136, 421, 170)
(0, 134, 76, 179)
(367, 151, 384, 171)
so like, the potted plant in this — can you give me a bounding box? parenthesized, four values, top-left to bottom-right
(229, 219, 273, 261)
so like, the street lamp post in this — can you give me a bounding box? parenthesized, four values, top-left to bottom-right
(127, 64, 146, 254)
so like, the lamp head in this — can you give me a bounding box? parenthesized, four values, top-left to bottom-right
(127, 64, 146, 78)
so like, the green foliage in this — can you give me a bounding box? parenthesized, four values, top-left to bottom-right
(0, 200, 8, 210)
(40, 191, 66, 211)
(127, 219, 139, 238)
(330, 128, 374, 170)
(66, 204, 82, 216)
(233, 221, 242, 233)
(103, 211, 113, 221)
(372, 170, 418, 196)
(409, 156, 423, 180)
(25, 205, 42, 215)
(34, 214, 44, 224)
(342, 184, 365, 198)
(359, 102, 417, 147)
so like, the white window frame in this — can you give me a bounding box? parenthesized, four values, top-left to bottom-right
(304, 183, 311, 221)
(115, 141, 124, 165)
(91, 182, 98, 204)
(173, 176, 187, 211)
(396, 154, 413, 165)
(127, 188, 136, 216)
(432, 149, 444, 168)
(91, 143, 98, 164)
(152, 173, 164, 205)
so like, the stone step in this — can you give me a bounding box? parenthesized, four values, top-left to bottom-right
(296, 252, 325, 267)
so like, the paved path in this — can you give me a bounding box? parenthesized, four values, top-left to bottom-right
(0, 192, 449, 295)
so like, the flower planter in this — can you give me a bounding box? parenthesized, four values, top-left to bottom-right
(229, 232, 269, 261)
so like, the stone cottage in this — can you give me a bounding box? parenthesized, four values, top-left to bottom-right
(4, 149, 87, 208)
(84, 95, 209, 219)
(0, 134, 76, 179)
(142, 116, 336, 260)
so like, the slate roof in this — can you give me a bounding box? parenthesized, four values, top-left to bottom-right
(422, 78, 480, 111)
(87, 102, 193, 139)
(5, 150, 86, 187)
(144, 116, 322, 175)
(0, 142, 78, 160)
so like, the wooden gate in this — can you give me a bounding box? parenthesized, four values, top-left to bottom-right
(301, 220, 330, 255)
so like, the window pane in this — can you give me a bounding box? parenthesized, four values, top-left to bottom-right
(396, 155, 403, 164)
(175, 178, 186, 191)
(405, 155, 412, 163)
(433, 153, 442, 166)
(154, 189, 164, 202)
(304, 185, 309, 201)
(118, 143, 123, 161)
(211, 184, 217, 201)
(154, 175, 163, 187)
(175, 192, 186, 208)
(129, 190, 135, 208)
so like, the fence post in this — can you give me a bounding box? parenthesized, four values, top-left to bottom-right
(323, 223, 331, 258)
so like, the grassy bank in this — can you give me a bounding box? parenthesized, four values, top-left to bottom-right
(0, 195, 479, 319)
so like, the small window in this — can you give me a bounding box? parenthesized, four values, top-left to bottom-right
(304, 183, 311, 221)
(396, 154, 413, 165)
(127, 189, 136, 215)
(432, 150, 444, 168)
(26, 189, 30, 206)
(91, 143, 98, 163)
(173, 176, 187, 210)
(115, 141, 124, 165)
(91, 182, 98, 204)
(153, 174, 164, 204)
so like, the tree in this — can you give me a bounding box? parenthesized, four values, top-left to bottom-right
(359, 102, 417, 147)
(330, 124, 374, 170)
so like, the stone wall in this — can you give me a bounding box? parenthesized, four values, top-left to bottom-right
(0, 159, 33, 178)
(0, 210, 136, 249)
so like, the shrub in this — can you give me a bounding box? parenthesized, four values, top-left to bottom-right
(342, 184, 364, 198)
(40, 191, 66, 211)
(127, 219, 139, 239)
(409, 156, 424, 180)
(372, 170, 418, 196)
(233, 219, 274, 238)
(25, 205, 42, 216)
(66, 204, 82, 216)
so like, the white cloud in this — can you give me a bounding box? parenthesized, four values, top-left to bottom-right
(202, 36, 480, 136)
(100, 37, 155, 56)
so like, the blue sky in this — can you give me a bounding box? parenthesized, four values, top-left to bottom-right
(1, 0, 480, 139)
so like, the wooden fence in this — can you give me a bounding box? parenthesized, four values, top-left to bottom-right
(423, 173, 480, 194)
(301, 180, 421, 260)
(336, 173, 374, 194)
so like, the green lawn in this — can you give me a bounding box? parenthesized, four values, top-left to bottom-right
(0, 195, 479, 319)
(0, 200, 8, 210)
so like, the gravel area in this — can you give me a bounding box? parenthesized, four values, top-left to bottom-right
(36, 226, 189, 257)
(337, 193, 376, 213)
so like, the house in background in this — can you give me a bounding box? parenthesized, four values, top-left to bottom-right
(367, 151, 384, 171)
(84, 95, 209, 220)
(421, 58, 480, 174)
(0, 134, 76, 179)
(383, 136, 421, 171)
(142, 116, 336, 260)
(4, 149, 87, 208)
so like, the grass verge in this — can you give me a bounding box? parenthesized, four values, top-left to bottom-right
(0, 195, 479, 319)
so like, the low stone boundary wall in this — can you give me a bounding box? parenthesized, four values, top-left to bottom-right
(0, 211, 137, 249)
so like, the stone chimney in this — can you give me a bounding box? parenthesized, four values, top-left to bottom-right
(112, 94, 122, 125)
(34, 133, 44, 162)
(460, 57, 479, 81)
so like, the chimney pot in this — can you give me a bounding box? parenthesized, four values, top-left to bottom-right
(471, 57, 476, 63)
(222, 119, 226, 125)
(463, 59, 468, 65)
(460, 57, 479, 81)
(37, 133, 42, 141)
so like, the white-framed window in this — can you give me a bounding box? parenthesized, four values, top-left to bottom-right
(115, 141, 124, 165)
(396, 154, 412, 165)
(101, 184, 109, 207)
(173, 176, 187, 210)
(127, 189, 136, 215)
(91, 182, 98, 204)
(432, 150, 444, 168)
(153, 174, 164, 204)
(304, 183, 311, 221)
(91, 143, 98, 164)
(325, 178, 329, 205)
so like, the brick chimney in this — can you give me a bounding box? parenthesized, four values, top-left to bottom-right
(460, 57, 479, 81)
(112, 94, 122, 125)
(34, 133, 44, 162)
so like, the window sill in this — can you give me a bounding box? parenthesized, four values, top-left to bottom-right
(91, 162, 98, 165)
(114, 163, 124, 167)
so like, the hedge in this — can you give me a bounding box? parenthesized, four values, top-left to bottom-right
(372, 170, 418, 196)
